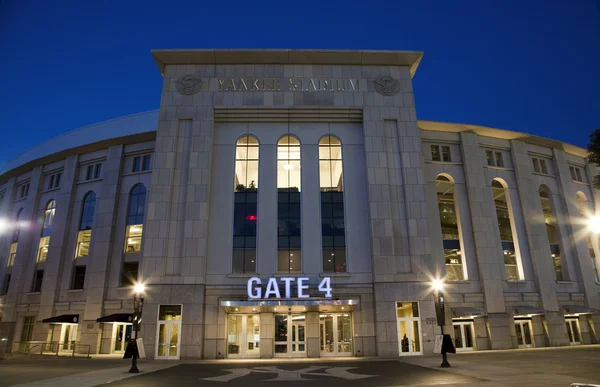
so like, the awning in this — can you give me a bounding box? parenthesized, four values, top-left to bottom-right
(451, 307, 487, 319)
(42, 314, 79, 324)
(513, 306, 546, 317)
(562, 305, 599, 316)
(96, 313, 133, 323)
(220, 299, 359, 314)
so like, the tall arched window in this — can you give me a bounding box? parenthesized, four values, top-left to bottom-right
(277, 135, 301, 273)
(125, 184, 146, 253)
(539, 185, 564, 280)
(7, 208, 23, 267)
(233, 135, 258, 273)
(436, 175, 464, 280)
(577, 192, 599, 282)
(76, 192, 96, 258)
(491, 180, 521, 280)
(319, 135, 346, 273)
(37, 200, 55, 263)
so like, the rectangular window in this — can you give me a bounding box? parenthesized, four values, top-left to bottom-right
(37, 237, 50, 262)
(232, 192, 257, 274)
(277, 191, 301, 274)
(132, 156, 141, 173)
(321, 192, 346, 273)
(19, 183, 30, 199)
(21, 316, 35, 342)
(1, 274, 10, 295)
(431, 145, 441, 161)
(71, 266, 86, 290)
(47, 175, 54, 190)
(94, 164, 102, 179)
(120, 262, 138, 287)
(532, 158, 540, 173)
(142, 155, 151, 171)
(86, 165, 94, 180)
(485, 150, 494, 166)
(47, 172, 61, 190)
(32, 270, 44, 292)
(576, 168, 582, 182)
(495, 152, 504, 167)
(8, 243, 17, 267)
(540, 159, 548, 174)
(124, 225, 143, 253)
(570, 166, 577, 180)
(441, 146, 451, 162)
(76, 230, 92, 257)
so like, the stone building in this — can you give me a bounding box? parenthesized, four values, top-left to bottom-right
(0, 49, 598, 359)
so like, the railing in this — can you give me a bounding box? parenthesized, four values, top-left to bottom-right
(11, 341, 91, 358)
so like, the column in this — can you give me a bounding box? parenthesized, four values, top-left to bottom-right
(305, 311, 320, 358)
(259, 312, 274, 358)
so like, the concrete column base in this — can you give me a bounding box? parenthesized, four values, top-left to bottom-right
(487, 313, 512, 349)
(260, 312, 274, 358)
(0, 322, 16, 357)
(306, 312, 319, 358)
(544, 312, 569, 346)
(79, 321, 102, 354)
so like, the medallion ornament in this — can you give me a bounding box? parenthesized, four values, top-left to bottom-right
(176, 74, 202, 95)
(374, 76, 401, 96)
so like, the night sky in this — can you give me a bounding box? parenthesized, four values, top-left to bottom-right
(0, 0, 598, 168)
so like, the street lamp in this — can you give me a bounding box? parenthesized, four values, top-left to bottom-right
(432, 279, 451, 367)
(588, 216, 600, 234)
(129, 283, 145, 373)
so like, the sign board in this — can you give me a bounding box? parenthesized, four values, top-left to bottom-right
(433, 334, 443, 354)
(136, 338, 146, 359)
(247, 277, 332, 299)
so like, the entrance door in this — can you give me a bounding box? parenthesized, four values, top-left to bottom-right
(155, 305, 182, 360)
(515, 319, 534, 348)
(227, 314, 260, 358)
(452, 321, 475, 351)
(396, 302, 422, 355)
(320, 314, 353, 356)
(59, 324, 78, 352)
(566, 318, 581, 345)
(112, 323, 132, 353)
(274, 314, 306, 357)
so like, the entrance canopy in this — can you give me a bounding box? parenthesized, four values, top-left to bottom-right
(561, 305, 599, 316)
(220, 299, 359, 314)
(96, 313, 133, 323)
(42, 314, 79, 324)
(451, 307, 487, 319)
(513, 306, 546, 317)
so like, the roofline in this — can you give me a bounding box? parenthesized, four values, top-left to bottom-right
(151, 48, 424, 78)
(419, 120, 589, 158)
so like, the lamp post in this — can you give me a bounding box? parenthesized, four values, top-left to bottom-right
(432, 279, 451, 368)
(129, 283, 145, 373)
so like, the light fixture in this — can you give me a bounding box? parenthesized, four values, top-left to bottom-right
(133, 283, 145, 294)
(274, 308, 277, 311)
(341, 307, 344, 310)
(589, 216, 600, 234)
(431, 278, 444, 292)
(252, 308, 256, 312)
(235, 308, 239, 311)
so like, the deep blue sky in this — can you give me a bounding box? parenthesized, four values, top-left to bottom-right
(1, 0, 599, 168)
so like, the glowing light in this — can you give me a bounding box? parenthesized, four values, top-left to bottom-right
(247, 215, 257, 221)
(432, 279, 445, 292)
(0, 218, 8, 234)
(283, 164, 293, 170)
(589, 216, 600, 234)
(133, 283, 145, 294)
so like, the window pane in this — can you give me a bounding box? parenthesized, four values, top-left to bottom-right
(540, 160, 548, 174)
(495, 152, 504, 167)
(120, 262, 139, 287)
(142, 155, 151, 171)
(431, 145, 440, 161)
(485, 150, 493, 166)
(133, 157, 141, 172)
(37, 236, 50, 262)
(72, 266, 86, 289)
(76, 230, 92, 257)
(125, 225, 143, 253)
(441, 146, 451, 162)
(158, 305, 182, 320)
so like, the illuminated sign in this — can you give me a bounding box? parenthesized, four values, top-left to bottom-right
(247, 277, 332, 299)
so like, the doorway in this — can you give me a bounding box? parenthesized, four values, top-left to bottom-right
(274, 314, 306, 357)
(514, 319, 534, 348)
(227, 314, 260, 358)
(112, 323, 132, 353)
(452, 320, 475, 351)
(396, 302, 422, 355)
(320, 313, 353, 356)
(59, 323, 78, 352)
(565, 318, 581, 345)
(155, 305, 182, 360)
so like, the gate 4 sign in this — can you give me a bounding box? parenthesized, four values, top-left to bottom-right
(247, 277, 332, 299)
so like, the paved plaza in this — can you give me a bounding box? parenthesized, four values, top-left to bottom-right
(1, 346, 599, 387)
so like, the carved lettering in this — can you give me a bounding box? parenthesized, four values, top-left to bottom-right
(350, 79, 359, 91)
(217, 78, 225, 91)
(215, 78, 360, 92)
(289, 78, 297, 91)
(239, 78, 248, 91)
(252, 78, 260, 90)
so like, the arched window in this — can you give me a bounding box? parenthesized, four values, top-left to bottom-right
(76, 192, 96, 258)
(125, 184, 146, 253)
(539, 185, 564, 280)
(7, 208, 23, 267)
(233, 135, 258, 273)
(37, 200, 56, 263)
(436, 175, 464, 280)
(491, 180, 521, 280)
(577, 192, 599, 282)
(319, 135, 346, 273)
(277, 135, 301, 273)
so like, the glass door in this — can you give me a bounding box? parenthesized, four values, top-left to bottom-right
(227, 314, 260, 358)
(320, 314, 353, 356)
(566, 318, 581, 345)
(452, 321, 474, 351)
(112, 323, 132, 353)
(155, 305, 182, 360)
(396, 302, 422, 356)
(60, 324, 78, 352)
(515, 319, 534, 348)
(274, 314, 306, 357)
